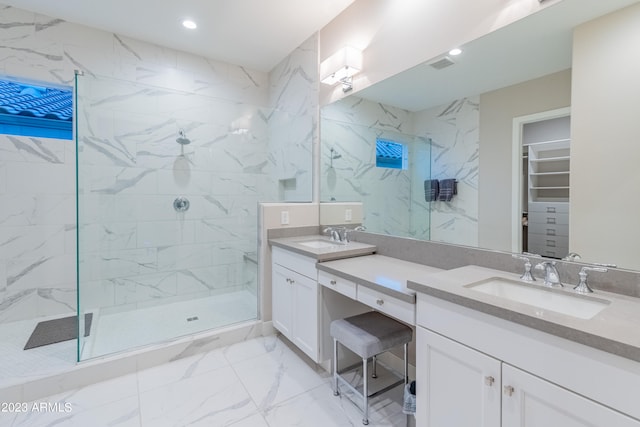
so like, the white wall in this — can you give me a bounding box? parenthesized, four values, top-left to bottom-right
(478, 69, 571, 251)
(318, 0, 561, 105)
(570, 3, 640, 269)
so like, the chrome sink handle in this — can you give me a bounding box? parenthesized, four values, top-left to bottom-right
(535, 261, 563, 287)
(512, 254, 535, 282)
(345, 225, 367, 242)
(574, 266, 608, 294)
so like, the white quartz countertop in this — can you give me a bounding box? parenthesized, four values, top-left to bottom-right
(408, 265, 640, 362)
(269, 235, 376, 261)
(318, 255, 444, 303)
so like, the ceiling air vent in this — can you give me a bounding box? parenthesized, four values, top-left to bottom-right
(428, 56, 455, 70)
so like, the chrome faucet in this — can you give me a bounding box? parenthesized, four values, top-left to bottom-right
(323, 225, 366, 244)
(535, 261, 563, 287)
(574, 266, 608, 294)
(512, 254, 535, 282)
(323, 226, 343, 243)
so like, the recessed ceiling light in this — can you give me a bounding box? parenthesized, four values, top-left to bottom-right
(182, 19, 197, 30)
(449, 48, 462, 56)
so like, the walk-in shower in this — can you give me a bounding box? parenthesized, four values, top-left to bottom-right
(75, 74, 269, 361)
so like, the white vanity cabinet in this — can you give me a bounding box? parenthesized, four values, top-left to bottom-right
(416, 327, 501, 426)
(417, 327, 639, 427)
(415, 295, 640, 427)
(272, 246, 319, 362)
(501, 364, 639, 427)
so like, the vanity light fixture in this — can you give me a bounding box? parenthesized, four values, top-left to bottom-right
(182, 19, 197, 30)
(449, 48, 462, 56)
(320, 46, 363, 93)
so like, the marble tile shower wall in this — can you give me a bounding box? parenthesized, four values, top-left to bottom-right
(320, 95, 478, 243)
(267, 34, 318, 202)
(0, 3, 276, 323)
(76, 76, 271, 314)
(321, 97, 416, 237)
(413, 97, 479, 247)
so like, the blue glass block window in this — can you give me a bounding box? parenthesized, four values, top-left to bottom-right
(0, 78, 73, 140)
(376, 138, 407, 169)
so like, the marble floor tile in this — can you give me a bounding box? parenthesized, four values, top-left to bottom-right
(0, 335, 412, 427)
(138, 365, 258, 427)
(222, 333, 282, 364)
(264, 381, 411, 427)
(231, 338, 330, 410)
(137, 347, 228, 393)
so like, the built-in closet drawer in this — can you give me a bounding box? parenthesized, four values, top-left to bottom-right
(357, 286, 414, 325)
(528, 233, 568, 258)
(528, 202, 569, 214)
(528, 211, 569, 227)
(528, 222, 569, 237)
(318, 270, 357, 299)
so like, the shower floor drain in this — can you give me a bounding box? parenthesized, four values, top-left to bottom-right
(186, 316, 199, 322)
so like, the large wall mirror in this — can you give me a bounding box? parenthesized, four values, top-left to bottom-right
(320, 0, 640, 270)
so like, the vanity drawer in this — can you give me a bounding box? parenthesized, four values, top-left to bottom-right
(318, 270, 357, 299)
(357, 286, 415, 325)
(272, 246, 317, 280)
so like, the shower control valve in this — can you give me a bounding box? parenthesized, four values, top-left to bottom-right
(173, 196, 190, 212)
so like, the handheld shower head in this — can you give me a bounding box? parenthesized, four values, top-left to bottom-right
(176, 129, 191, 145)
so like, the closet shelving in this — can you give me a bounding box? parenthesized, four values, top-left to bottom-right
(527, 139, 570, 203)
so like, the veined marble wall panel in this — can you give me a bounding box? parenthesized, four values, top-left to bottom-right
(408, 137, 432, 240)
(321, 96, 413, 134)
(320, 97, 416, 237)
(0, 131, 76, 323)
(413, 97, 479, 246)
(0, 3, 268, 324)
(267, 34, 317, 202)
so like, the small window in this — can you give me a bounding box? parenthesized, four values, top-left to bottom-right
(0, 78, 73, 140)
(376, 138, 407, 169)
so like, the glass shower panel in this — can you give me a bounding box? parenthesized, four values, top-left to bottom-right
(320, 115, 431, 240)
(76, 74, 265, 360)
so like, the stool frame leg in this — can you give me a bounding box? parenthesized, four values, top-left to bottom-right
(372, 355, 377, 378)
(333, 338, 339, 396)
(404, 343, 409, 384)
(362, 357, 369, 425)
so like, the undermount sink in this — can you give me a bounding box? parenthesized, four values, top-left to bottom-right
(466, 277, 610, 320)
(297, 239, 339, 249)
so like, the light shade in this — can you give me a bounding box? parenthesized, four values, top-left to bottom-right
(320, 46, 363, 85)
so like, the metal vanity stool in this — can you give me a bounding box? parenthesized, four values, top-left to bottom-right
(330, 311, 412, 425)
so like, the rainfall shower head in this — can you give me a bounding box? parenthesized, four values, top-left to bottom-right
(176, 129, 191, 145)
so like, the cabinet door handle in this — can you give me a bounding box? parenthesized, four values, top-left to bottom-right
(330, 280, 337, 285)
(484, 376, 495, 386)
(503, 385, 515, 397)
(376, 299, 384, 306)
